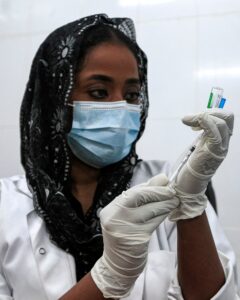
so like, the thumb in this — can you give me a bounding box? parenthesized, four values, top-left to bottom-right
(182, 113, 204, 131)
(182, 114, 201, 127)
(146, 173, 169, 186)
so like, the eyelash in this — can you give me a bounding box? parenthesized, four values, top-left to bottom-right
(88, 89, 107, 99)
(88, 89, 140, 102)
(125, 92, 140, 101)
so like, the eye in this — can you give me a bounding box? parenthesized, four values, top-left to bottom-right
(88, 89, 108, 100)
(125, 91, 141, 104)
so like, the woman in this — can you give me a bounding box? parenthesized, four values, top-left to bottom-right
(0, 14, 238, 299)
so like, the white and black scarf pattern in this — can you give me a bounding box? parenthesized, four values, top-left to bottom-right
(20, 14, 149, 280)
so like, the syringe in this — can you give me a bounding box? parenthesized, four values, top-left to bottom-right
(169, 87, 226, 184)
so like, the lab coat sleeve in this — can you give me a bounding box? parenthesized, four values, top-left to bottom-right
(206, 203, 239, 287)
(167, 203, 240, 299)
(0, 182, 13, 300)
(167, 251, 240, 299)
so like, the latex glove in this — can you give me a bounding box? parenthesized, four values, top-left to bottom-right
(169, 109, 234, 221)
(91, 174, 179, 299)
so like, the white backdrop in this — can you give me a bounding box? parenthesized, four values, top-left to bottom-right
(0, 0, 239, 266)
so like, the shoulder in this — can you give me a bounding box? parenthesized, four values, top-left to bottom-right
(0, 174, 34, 218)
(0, 175, 35, 259)
(131, 160, 171, 186)
(0, 174, 32, 197)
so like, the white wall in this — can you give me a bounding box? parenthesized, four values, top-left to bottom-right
(0, 0, 239, 267)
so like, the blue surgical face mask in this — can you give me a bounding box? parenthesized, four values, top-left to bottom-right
(67, 101, 141, 168)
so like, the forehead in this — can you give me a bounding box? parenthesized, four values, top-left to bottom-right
(79, 43, 139, 79)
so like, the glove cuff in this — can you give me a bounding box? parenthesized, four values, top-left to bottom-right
(168, 188, 208, 222)
(91, 255, 138, 299)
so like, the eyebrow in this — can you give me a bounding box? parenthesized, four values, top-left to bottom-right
(86, 74, 141, 85)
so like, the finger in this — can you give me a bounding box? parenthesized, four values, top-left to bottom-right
(146, 173, 169, 186)
(123, 186, 176, 208)
(184, 112, 222, 145)
(207, 109, 234, 134)
(203, 116, 230, 154)
(136, 197, 179, 223)
(182, 110, 234, 134)
(135, 173, 169, 188)
(182, 113, 202, 127)
(201, 114, 229, 145)
(183, 112, 231, 152)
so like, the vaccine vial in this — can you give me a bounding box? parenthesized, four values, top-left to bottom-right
(207, 87, 224, 108)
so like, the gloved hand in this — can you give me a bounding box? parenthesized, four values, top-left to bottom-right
(91, 174, 179, 299)
(169, 109, 234, 221)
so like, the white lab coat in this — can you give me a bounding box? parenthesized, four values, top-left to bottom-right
(0, 160, 239, 300)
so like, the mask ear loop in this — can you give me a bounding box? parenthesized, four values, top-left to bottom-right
(67, 103, 75, 107)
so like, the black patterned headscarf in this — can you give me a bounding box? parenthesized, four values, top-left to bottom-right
(20, 14, 149, 280)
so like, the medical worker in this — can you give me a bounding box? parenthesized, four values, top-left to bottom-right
(0, 14, 239, 300)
